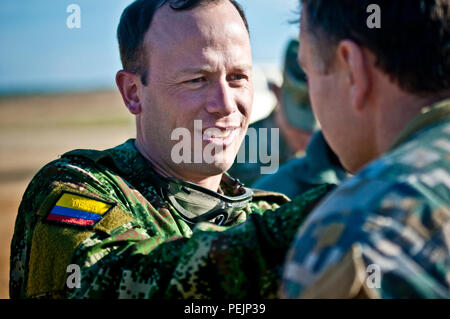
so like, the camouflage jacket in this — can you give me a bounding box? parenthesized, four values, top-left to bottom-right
(281, 98, 450, 298)
(10, 138, 331, 298)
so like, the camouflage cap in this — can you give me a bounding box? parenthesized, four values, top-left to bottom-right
(281, 39, 319, 133)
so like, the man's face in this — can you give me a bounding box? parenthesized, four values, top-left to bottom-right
(136, 1, 253, 180)
(298, 12, 369, 173)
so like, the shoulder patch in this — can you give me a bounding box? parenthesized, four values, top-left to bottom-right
(44, 191, 116, 229)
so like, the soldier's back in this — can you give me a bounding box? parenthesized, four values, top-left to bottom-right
(281, 101, 450, 298)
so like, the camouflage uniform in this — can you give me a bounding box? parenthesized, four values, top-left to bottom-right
(253, 130, 348, 199)
(10, 138, 333, 298)
(281, 98, 450, 298)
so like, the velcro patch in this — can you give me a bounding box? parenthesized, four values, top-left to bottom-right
(44, 191, 115, 228)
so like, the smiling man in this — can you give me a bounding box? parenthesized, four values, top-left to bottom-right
(281, 0, 450, 298)
(10, 0, 308, 299)
(117, 0, 254, 189)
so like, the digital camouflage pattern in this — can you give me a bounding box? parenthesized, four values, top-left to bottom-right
(281, 98, 450, 298)
(10, 138, 333, 298)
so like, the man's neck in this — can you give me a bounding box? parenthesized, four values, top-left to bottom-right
(134, 139, 223, 192)
(376, 91, 450, 156)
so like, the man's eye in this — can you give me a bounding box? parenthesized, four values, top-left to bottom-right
(186, 77, 206, 84)
(227, 74, 247, 82)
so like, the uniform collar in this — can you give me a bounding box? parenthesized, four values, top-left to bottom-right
(109, 139, 253, 226)
(389, 98, 450, 151)
(62, 139, 254, 225)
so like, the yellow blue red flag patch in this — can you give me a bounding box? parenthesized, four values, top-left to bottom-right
(45, 191, 115, 228)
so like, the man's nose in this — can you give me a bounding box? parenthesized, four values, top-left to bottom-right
(205, 80, 237, 117)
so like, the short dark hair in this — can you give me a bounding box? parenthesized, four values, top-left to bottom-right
(300, 0, 450, 95)
(117, 0, 249, 85)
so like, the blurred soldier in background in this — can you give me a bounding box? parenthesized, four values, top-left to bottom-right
(229, 39, 318, 186)
(229, 39, 347, 198)
(253, 129, 347, 199)
(281, 0, 450, 298)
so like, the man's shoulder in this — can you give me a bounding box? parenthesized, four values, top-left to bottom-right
(10, 142, 139, 298)
(61, 138, 137, 172)
(382, 119, 450, 176)
(364, 119, 450, 219)
(29, 139, 137, 190)
(320, 119, 450, 213)
(24, 151, 115, 203)
(292, 119, 450, 261)
(282, 121, 450, 297)
(17, 139, 144, 235)
(358, 119, 450, 205)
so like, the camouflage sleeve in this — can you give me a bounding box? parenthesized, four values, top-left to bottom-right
(68, 183, 334, 299)
(10, 157, 141, 298)
(11, 156, 184, 298)
(280, 180, 450, 299)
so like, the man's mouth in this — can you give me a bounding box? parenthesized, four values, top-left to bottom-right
(202, 127, 240, 146)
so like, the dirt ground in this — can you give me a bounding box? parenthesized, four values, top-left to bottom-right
(0, 90, 135, 298)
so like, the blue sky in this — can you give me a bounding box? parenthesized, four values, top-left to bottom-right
(0, 0, 300, 94)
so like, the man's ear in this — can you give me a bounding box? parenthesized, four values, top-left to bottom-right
(116, 70, 142, 114)
(336, 40, 369, 111)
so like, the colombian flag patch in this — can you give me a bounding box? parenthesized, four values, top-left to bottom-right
(44, 191, 115, 228)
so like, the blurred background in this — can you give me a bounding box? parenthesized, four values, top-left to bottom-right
(0, 0, 299, 298)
